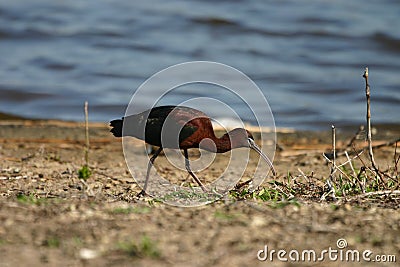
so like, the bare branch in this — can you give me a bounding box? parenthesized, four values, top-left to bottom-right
(84, 101, 90, 167)
(332, 125, 336, 169)
(363, 68, 379, 173)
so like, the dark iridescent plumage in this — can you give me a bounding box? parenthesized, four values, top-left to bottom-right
(110, 105, 275, 196)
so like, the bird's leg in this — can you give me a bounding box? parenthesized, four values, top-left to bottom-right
(235, 179, 253, 190)
(138, 147, 163, 197)
(183, 149, 207, 192)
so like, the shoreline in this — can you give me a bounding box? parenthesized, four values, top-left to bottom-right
(1, 116, 399, 266)
(1, 111, 400, 135)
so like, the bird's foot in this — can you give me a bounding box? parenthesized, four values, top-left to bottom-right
(235, 179, 253, 190)
(136, 189, 148, 198)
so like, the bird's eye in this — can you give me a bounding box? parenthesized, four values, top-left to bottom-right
(247, 134, 254, 141)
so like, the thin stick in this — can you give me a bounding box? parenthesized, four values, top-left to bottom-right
(394, 141, 399, 179)
(396, 141, 400, 167)
(344, 151, 356, 178)
(345, 150, 365, 193)
(332, 125, 336, 169)
(297, 168, 310, 183)
(84, 101, 90, 167)
(323, 153, 356, 184)
(351, 144, 375, 175)
(363, 68, 379, 173)
(321, 179, 337, 201)
(321, 125, 338, 201)
(329, 125, 337, 183)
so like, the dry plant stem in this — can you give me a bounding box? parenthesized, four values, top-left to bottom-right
(394, 141, 399, 176)
(356, 167, 366, 189)
(323, 153, 359, 187)
(84, 101, 90, 167)
(272, 183, 294, 200)
(394, 141, 400, 189)
(332, 125, 336, 169)
(321, 154, 337, 201)
(344, 151, 356, 177)
(345, 151, 365, 193)
(325, 125, 337, 201)
(323, 179, 337, 201)
(297, 168, 310, 183)
(326, 125, 337, 184)
(351, 144, 374, 175)
(363, 68, 379, 175)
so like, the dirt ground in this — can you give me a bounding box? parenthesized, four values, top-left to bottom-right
(0, 119, 399, 267)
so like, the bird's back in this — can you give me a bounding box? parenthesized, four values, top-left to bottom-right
(110, 106, 213, 148)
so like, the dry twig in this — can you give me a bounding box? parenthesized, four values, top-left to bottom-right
(322, 125, 337, 201)
(363, 68, 379, 175)
(394, 141, 399, 176)
(84, 101, 90, 167)
(332, 125, 336, 170)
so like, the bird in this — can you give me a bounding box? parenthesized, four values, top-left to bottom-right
(110, 105, 276, 196)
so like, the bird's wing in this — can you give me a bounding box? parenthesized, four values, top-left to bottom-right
(169, 107, 210, 145)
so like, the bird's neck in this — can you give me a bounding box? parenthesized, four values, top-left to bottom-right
(200, 133, 232, 153)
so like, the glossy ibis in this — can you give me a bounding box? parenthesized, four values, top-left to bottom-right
(110, 105, 276, 196)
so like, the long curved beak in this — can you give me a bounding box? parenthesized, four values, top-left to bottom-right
(248, 138, 276, 176)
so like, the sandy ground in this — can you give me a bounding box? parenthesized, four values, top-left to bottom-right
(0, 118, 399, 267)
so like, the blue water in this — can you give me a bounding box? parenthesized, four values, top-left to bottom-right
(0, 0, 399, 130)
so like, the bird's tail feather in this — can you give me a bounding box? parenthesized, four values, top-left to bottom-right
(110, 119, 123, 137)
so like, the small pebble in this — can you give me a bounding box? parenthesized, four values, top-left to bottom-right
(79, 248, 98, 260)
(250, 216, 266, 227)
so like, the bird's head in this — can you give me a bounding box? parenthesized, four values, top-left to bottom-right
(226, 128, 254, 148)
(228, 128, 276, 176)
